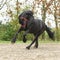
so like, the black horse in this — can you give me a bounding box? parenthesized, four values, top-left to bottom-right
(11, 10, 54, 49)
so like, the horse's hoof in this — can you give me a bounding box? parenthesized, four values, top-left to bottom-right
(35, 46, 38, 48)
(26, 46, 30, 50)
(35, 45, 38, 48)
(11, 40, 15, 43)
(11, 41, 15, 44)
(34, 45, 38, 48)
(23, 38, 27, 43)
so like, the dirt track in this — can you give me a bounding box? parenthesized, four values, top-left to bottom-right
(0, 43, 60, 60)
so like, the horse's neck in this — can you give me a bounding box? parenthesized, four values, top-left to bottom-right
(26, 18, 34, 29)
(29, 16, 34, 20)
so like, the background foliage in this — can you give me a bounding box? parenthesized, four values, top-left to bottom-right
(0, 0, 60, 41)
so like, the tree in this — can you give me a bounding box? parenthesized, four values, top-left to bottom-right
(41, 0, 54, 39)
(54, 0, 60, 40)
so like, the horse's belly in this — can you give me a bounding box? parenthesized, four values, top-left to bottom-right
(29, 26, 40, 34)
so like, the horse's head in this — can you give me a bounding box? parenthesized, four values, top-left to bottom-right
(19, 10, 33, 19)
(18, 10, 33, 28)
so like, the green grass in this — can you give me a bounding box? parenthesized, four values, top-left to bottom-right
(0, 40, 10, 44)
(0, 39, 60, 44)
(39, 40, 60, 44)
(0, 40, 24, 44)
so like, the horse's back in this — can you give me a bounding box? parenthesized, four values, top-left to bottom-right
(29, 19, 46, 34)
(34, 19, 45, 29)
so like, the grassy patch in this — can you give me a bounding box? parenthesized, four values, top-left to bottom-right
(0, 40, 10, 44)
(0, 39, 60, 44)
(39, 39, 60, 44)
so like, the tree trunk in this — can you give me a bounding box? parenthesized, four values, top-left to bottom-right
(54, 0, 59, 41)
(41, 0, 46, 40)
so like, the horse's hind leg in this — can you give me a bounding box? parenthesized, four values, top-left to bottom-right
(26, 35, 39, 49)
(26, 29, 45, 49)
(34, 39, 38, 48)
(34, 34, 38, 48)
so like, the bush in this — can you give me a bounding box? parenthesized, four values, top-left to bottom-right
(0, 22, 60, 41)
(55, 28, 60, 41)
(1, 24, 15, 41)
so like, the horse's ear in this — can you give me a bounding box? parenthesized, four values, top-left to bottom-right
(26, 11, 33, 16)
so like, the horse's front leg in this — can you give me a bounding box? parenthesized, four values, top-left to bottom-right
(11, 27, 23, 43)
(23, 30, 29, 43)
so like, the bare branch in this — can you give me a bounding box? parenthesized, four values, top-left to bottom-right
(46, 0, 54, 10)
(0, 0, 7, 10)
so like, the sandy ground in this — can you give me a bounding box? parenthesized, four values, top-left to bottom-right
(0, 43, 60, 60)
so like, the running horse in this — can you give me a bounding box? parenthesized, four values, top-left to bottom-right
(11, 10, 54, 49)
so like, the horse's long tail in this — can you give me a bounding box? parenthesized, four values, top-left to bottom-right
(45, 25, 55, 40)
